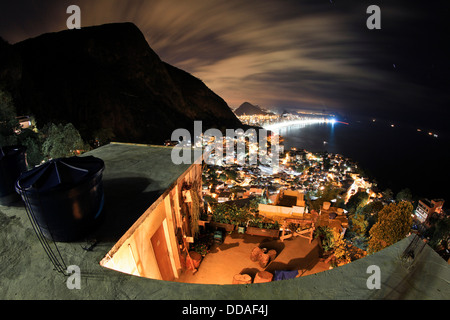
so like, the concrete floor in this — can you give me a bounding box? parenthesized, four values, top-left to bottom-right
(176, 231, 330, 285)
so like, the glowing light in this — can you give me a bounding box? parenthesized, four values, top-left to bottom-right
(263, 118, 327, 131)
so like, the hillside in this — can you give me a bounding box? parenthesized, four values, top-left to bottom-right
(0, 23, 242, 145)
(234, 102, 268, 116)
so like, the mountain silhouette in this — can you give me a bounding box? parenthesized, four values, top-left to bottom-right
(234, 102, 268, 116)
(0, 23, 243, 144)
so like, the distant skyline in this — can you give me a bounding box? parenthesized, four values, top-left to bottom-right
(1, 0, 449, 132)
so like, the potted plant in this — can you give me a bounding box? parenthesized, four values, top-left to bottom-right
(228, 204, 252, 234)
(209, 203, 235, 232)
(246, 216, 280, 238)
(314, 226, 336, 257)
(191, 234, 213, 257)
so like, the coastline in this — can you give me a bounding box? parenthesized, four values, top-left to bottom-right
(277, 119, 449, 200)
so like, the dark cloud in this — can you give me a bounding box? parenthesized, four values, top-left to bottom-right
(0, 0, 449, 131)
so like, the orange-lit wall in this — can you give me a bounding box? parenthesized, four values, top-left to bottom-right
(100, 163, 202, 280)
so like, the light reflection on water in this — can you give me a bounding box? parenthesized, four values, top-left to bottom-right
(270, 119, 449, 199)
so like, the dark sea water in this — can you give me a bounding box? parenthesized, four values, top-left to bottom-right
(279, 118, 450, 201)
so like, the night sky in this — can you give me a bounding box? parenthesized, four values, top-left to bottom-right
(1, 0, 449, 133)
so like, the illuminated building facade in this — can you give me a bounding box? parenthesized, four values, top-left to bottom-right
(415, 199, 445, 223)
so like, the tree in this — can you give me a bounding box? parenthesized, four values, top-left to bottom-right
(360, 200, 384, 232)
(346, 201, 384, 250)
(0, 89, 20, 145)
(350, 212, 369, 238)
(0, 89, 44, 167)
(367, 201, 413, 254)
(396, 188, 413, 203)
(346, 191, 369, 213)
(333, 231, 353, 265)
(20, 132, 43, 167)
(428, 216, 450, 251)
(309, 182, 341, 211)
(219, 173, 227, 182)
(382, 188, 394, 202)
(41, 123, 89, 159)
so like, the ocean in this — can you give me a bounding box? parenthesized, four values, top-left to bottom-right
(278, 117, 450, 201)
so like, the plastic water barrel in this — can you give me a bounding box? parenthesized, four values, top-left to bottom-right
(15, 156, 105, 242)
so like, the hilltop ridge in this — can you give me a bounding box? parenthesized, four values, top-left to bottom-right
(234, 102, 270, 116)
(0, 22, 242, 144)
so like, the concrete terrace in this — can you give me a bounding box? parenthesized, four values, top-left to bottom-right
(176, 233, 330, 285)
(0, 143, 449, 300)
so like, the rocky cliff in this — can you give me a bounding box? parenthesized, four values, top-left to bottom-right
(1, 23, 242, 144)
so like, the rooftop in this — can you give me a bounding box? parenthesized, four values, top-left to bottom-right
(277, 195, 298, 207)
(0, 143, 449, 300)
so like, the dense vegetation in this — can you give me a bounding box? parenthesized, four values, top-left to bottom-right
(0, 88, 89, 167)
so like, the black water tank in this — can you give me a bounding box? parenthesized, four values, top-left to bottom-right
(0, 145, 27, 205)
(15, 156, 105, 242)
